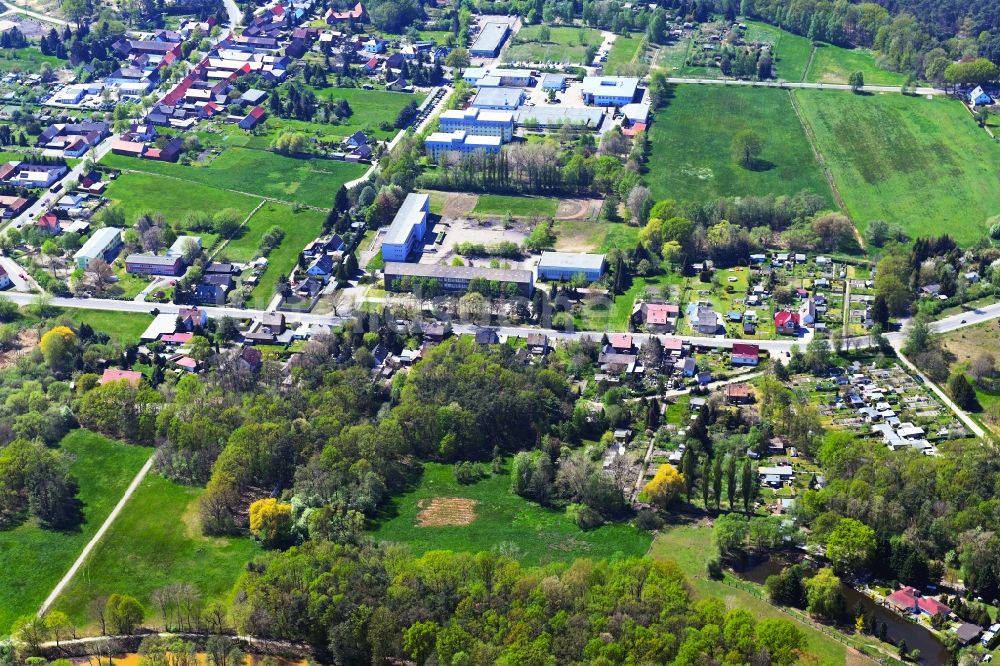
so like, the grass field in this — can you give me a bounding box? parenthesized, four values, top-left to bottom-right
(104, 171, 261, 227)
(0, 47, 66, 73)
(794, 90, 1000, 245)
(103, 147, 366, 209)
(743, 20, 813, 81)
(649, 525, 849, 664)
(244, 204, 327, 307)
(553, 219, 641, 253)
(33, 308, 153, 343)
(647, 86, 832, 204)
(472, 194, 559, 218)
(655, 38, 690, 72)
(371, 463, 652, 565)
(310, 87, 426, 140)
(505, 25, 604, 65)
(604, 34, 645, 75)
(805, 43, 907, 86)
(53, 472, 258, 629)
(0, 431, 151, 634)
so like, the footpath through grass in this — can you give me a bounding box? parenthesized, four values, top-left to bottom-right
(53, 472, 258, 629)
(794, 90, 1000, 245)
(0, 431, 151, 634)
(371, 462, 652, 566)
(647, 85, 832, 204)
(649, 524, 849, 664)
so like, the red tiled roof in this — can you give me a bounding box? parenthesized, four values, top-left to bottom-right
(732, 342, 759, 357)
(608, 333, 632, 349)
(37, 212, 59, 230)
(248, 105, 266, 119)
(642, 303, 675, 325)
(98, 368, 143, 385)
(160, 332, 193, 344)
(918, 596, 950, 617)
(887, 586, 919, 611)
(774, 310, 800, 328)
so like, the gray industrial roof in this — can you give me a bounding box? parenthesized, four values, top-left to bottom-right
(538, 251, 606, 270)
(471, 87, 524, 109)
(383, 193, 429, 246)
(470, 22, 510, 54)
(74, 226, 122, 259)
(385, 261, 532, 283)
(514, 106, 605, 127)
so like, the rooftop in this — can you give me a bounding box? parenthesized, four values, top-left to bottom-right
(384, 261, 532, 284)
(383, 192, 429, 246)
(470, 22, 510, 54)
(538, 251, 606, 271)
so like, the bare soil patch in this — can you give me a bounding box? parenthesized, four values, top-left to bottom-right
(441, 193, 479, 218)
(0, 328, 38, 370)
(555, 198, 599, 221)
(416, 497, 478, 527)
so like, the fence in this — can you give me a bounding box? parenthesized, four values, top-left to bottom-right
(720, 576, 905, 666)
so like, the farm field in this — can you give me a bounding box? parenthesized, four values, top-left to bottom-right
(0, 431, 151, 634)
(472, 194, 559, 218)
(793, 90, 1000, 245)
(244, 204, 327, 307)
(805, 43, 907, 86)
(104, 171, 261, 228)
(603, 34, 645, 74)
(371, 462, 652, 565)
(53, 471, 258, 629)
(103, 147, 366, 209)
(646, 86, 832, 204)
(743, 20, 813, 81)
(504, 25, 603, 65)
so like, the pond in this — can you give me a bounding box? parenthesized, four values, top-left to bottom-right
(737, 554, 951, 665)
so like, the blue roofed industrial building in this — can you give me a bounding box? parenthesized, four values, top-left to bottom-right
(381, 193, 430, 263)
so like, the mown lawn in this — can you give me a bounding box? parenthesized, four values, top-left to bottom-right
(53, 472, 258, 629)
(371, 462, 652, 566)
(244, 204, 327, 308)
(805, 43, 907, 86)
(649, 525, 848, 665)
(18, 307, 154, 343)
(104, 171, 261, 227)
(0, 431, 151, 635)
(646, 86, 832, 204)
(604, 34, 645, 75)
(505, 25, 604, 65)
(793, 90, 1000, 245)
(103, 147, 366, 209)
(472, 194, 559, 218)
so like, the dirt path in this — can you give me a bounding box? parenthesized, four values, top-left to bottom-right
(38, 455, 155, 617)
(554, 198, 600, 221)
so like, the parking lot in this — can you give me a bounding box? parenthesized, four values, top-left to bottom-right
(419, 217, 532, 269)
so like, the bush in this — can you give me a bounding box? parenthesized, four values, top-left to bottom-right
(567, 503, 604, 530)
(706, 558, 723, 579)
(635, 508, 664, 531)
(453, 461, 486, 485)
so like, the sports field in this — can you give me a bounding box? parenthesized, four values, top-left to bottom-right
(0, 431, 151, 634)
(805, 43, 907, 86)
(53, 471, 258, 629)
(472, 194, 559, 218)
(646, 85, 832, 204)
(371, 462, 651, 565)
(793, 90, 1000, 245)
(505, 25, 603, 65)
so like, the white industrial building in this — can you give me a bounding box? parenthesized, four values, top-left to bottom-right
(580, 76, 640, 106)
(439, 107, 515, 142)
(425, 130, 502, 161)
(537, 252, 607, 282)
(381, 193, 430, 263)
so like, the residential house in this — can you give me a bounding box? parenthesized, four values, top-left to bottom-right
(731, 342, 759, 366)
(98, 368, 142, 385)
(608, 333, 633, 354)
(631, 301, 679, 333)
(726, 383, 753, 404)
(237, 345, 263, 373)
(0, 265, 11, 291)
(695, 306, 719, 335)
(474, 328, 499, 345)
(36, 212, 60, 235)
(969, 86, 993, 106)
(526, 332, 548, 355)
(239, 106, 266, 130)
(886, 586, 951, 619)
(177, 306, 208, 330)
(774, 310, 799, 335)
(195, 274, 233, 304)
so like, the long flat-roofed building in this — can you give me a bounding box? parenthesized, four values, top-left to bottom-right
(470, 86, 525, 110)
(580, 76, 640, 106)
(425, 130, 502, 161)
(537, 251, 606, 281)
(439, 107, 515, 141)
(470, 22, 511, 57)
(514, 105, 605, 129)
(381, 193, 430, 262)
(74, 226, 123, 268)
(384, 261, 534, 296)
